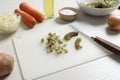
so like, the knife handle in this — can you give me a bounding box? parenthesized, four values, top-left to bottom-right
(91, 36, 120, 55)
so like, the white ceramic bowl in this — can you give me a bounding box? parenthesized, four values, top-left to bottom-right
(59, 7, 78, 21)
(76, 0, 120, 16)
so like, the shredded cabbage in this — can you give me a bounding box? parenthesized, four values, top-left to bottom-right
(0, 13, 21, 34)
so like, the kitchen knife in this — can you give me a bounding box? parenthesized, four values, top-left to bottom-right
(70, 23, 120, 55)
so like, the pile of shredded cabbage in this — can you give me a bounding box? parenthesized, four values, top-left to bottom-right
(81, 0, 117, 8)
(0, 13, 21, 34)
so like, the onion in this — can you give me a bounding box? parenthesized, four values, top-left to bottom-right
(0, 53, 14, 77)
(0, 13, 21, 34)
(108, 14, 120, 31)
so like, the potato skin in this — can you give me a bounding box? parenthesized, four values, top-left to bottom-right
(0, 53, 14, 77)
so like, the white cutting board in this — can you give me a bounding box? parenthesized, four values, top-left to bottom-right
(12, 20, 109, 80)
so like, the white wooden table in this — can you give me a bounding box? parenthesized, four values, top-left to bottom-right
(0, 0, 120, 80)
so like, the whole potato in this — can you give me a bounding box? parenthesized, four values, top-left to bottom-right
(0, 53, 14, 77)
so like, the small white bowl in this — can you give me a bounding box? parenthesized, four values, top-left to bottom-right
(76, 0, 120, 16)
(59, 7, 78, 21)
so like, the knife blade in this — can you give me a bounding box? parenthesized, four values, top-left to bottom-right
(70, 22, 120, 55)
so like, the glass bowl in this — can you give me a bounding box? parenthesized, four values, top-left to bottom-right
(0, 13, 21, 34)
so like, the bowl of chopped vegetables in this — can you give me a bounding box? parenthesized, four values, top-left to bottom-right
(76, 0, 120, 16)
(0, 13, 21, 34)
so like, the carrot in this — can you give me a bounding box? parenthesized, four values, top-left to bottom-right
(15, 9, 37, 28)
(19, 2, 45, 22)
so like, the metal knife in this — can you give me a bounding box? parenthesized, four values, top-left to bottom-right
(70, 23, 120, 55)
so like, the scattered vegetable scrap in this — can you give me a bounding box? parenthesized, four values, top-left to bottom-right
(0, 53, 14, 77)
(41, 38, 45, 44)
(74, 38, 82, 50)
(41, 33, 68, 54)
(107, 14, 120, 31)
(19, 2, 45, 22)
(15, 9, 37, 28)
(64, 31, 78, 41)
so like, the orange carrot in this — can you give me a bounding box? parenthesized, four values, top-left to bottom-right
(15, 9, 37, 28)
(19, 2, 45, 22)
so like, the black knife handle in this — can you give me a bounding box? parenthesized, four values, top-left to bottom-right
(118, 5, 120, 10)
(91, 36, 120, 55)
